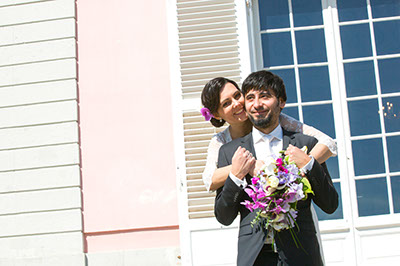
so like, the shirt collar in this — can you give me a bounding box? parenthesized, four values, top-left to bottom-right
(252, 124, 283, 144)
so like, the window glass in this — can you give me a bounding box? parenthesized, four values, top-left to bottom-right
(356, 178, 390, 217)
(283, 107, 299, 121)
(340, 23, 372, 59)
(344, 61, 377, 97)
(387, 136, 400, 172)
(337, 0, 368, 22)
(371, 0, 400, 18)
(299, 66, 331, 102)
(258, 0, 290, 30)
(303, 104, 336, 139)
(272, 69, 297, 104)
(391, 175, 400, 213)
(261, 32, 293, 67)
(382, 96, 400, 133)
(292, 0, 323, 27)
(374, 20, 400, 56)
(379, 57, 400, 94)
(326, 156, 339, 179)
(348, 99, 381, 136)
(352, 138, 385, 176)
(314, 182, 343, 220)
(295, 29, 327, 64)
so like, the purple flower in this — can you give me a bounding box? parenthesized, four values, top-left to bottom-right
(241, 200, 254, 211)
(200, 107, 214, 121)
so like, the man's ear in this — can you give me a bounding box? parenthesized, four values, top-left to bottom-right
(279, 98, 286, 109)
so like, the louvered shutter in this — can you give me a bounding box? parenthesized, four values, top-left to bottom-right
(177, 0, 242, 219)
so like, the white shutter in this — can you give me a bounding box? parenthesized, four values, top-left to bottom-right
(177, 0, 241, 220)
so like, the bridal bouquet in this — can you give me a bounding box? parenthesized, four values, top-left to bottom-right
(241, 149, 314, 246)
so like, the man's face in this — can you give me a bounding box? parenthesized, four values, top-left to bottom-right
(244, 89, 286, 131)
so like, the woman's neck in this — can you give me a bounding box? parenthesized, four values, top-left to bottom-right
(229, 120, 253, 140)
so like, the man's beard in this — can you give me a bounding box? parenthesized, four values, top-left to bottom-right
(247, 112, 272, 128)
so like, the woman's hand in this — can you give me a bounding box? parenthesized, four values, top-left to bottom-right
(231, 147, 255, 180)
(285, 144, 311, 169)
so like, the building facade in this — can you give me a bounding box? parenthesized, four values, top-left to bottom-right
(0, 0, 399, 265)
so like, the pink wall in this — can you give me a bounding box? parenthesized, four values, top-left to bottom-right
(76, 0, 179, 251)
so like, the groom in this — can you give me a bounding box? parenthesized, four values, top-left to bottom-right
(215, 70, 338, 266)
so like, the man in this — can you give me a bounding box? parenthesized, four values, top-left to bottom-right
(215, 70, 338, 266)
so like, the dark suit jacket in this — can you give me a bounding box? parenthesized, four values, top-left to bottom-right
(215, 128, 338, 266)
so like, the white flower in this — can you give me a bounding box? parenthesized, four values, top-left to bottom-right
(267, 176, 279, 189)
(261, 157, 276, 176)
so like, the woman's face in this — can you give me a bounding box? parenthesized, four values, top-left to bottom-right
(215, 82, 248, 125)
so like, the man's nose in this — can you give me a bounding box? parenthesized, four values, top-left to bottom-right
(253, 97, 261, 109)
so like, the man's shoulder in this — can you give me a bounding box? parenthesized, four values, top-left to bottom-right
(283, 129, 318, 147)
(220, 132, 252, 152)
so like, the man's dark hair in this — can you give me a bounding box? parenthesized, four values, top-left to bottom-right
(201, 77, 240, 127)
(241, 70, 287, 102)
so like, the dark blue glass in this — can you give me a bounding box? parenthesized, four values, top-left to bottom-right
(382, 96, 400, 133)
(371, 0, 400, 18)
(352, 138, 385, 176)
(303, 104, 336, 139)
(340, 24, 372, 59)
(292, 0, 323, 27)
(387, 136, 400, 172)
(379, 58, 400, 94)
(282, 107, 299, 121)
(295, 29, 327, 64)
(314, 182, 343, 220)
(344, 61, 377, 97)
(326, 156, 339, 179)
(356, 178, 390, 217)
(374, 20, 400, 55)
(261, 32, 293, 67)
(272, 69, 297, 104)
(337, 0, 368, 22)
(391, 175, 400, 213)
(299, 66, 331, 102)
(258, 0, 290, 30)
(348, 99, 381, 136)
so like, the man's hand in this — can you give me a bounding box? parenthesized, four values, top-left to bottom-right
(284, 144, 311, 169)
(231, 147, 256, 180)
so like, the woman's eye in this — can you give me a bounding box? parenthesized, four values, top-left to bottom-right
(223, 102, 230, 108)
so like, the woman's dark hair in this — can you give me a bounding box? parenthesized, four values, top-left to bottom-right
(242, 70, 287, 102)
(201, 77, 240, 127)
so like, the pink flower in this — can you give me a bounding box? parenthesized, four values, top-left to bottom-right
(200, 107, 214, 121)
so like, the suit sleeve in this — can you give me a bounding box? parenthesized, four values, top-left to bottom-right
(306, 139, 339, 214)
(214, 145, 244, 226)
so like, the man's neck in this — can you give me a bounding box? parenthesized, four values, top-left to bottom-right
(254, 121, 280, 135)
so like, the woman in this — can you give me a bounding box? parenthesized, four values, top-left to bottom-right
(201, 77, 337, 263)
(201, 77, 337, 192)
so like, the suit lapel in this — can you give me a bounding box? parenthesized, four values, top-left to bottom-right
(240, 133, 256, 159)
(282, 128, 296, 151)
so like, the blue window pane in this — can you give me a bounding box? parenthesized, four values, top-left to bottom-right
(303, 104, 336, 139)
(299, 66, 331, 102)
(326, 156, 339, 179)
(295, 29, 327, 64)
(272, 69, 297, 104)
(352, 138, 385, 176)
(337, 0, 368, 22)
(292, 0, 323, 27)
(382, 96, 400, 133)
(356, 178, 389, 217)
(314, 182, 343, 220)
(371, 0, 400, 18)
(387, 136, 400, 172)
(340, 24, 372, 59)
(283, 107, 299, 121)
(348, 99, 381, 136)
(374, 20, 400, 55)
(391, 175, 400, 213)
(261, 32, 293, 67)
(259, 0, 290, 30)
(344, 61, 377, 97)
(379, 58, 400, 94)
